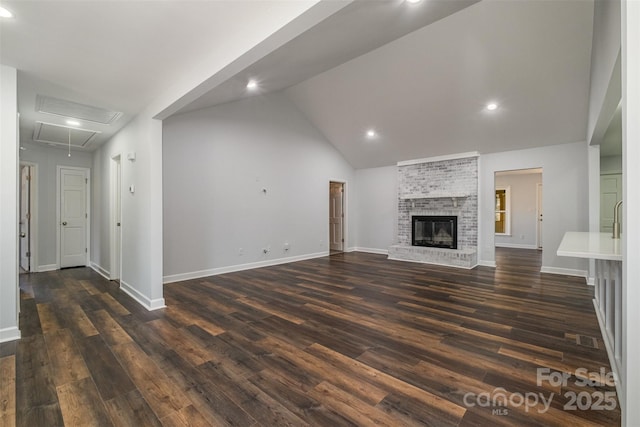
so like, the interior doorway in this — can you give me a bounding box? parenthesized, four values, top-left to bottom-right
(494, 168, 543, 266)
(19, 163, 36, 272)
(329, 181, 344, 253)
(110, 155, 122, 281)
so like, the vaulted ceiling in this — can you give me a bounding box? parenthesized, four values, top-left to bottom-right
(1, 0, 596, 169)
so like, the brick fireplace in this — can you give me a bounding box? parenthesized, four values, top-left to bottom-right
(388, 154, 478, 268)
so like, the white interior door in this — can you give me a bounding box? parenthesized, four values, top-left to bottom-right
(60, 168, 88, 268)
(536, 183, 543, 249)
(600, 174, 622, 233)
(19, 166, 31, 271)
(329, 182, 344, 252)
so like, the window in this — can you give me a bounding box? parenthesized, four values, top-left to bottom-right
(495, 186, 511, 235)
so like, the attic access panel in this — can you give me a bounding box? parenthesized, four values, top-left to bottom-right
(33, 122, 100, 148)
(36, 95, 122, 125)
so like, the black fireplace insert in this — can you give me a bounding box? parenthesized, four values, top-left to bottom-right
(412, 215, 457, 249)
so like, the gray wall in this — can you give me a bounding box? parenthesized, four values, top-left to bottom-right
(601, 155, 622, 174)
(20, 142, 93, 270)
(354, 165, 397, 253)
(162, 92, 356, 281)
(479, 141, 589, 274)
(495, 172, 542, 249)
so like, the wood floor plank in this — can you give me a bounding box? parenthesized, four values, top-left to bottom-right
(159, 405, 213, 427)
(56, 377, 112, 427)
(104, 389, 162, 427)
(75, 335, 136, 401)
(89, 309, 133, 346)
(111, 342, 190, 419)
(308, 381, 400, 427)
(0, 356, 16, 427)
(15, 335, 64, 427)
(35, 303, 62, 335)
(43, 329, 91, 387)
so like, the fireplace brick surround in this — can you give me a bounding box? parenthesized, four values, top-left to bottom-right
(388, 154, 478, 268)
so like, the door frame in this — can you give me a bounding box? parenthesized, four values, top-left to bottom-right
(19, 161, 38, 272)
(56, 166, 91, 269)
(329, 179, 348, 252)
(110, 154, 122, 280)
(536, 182, 543, 249)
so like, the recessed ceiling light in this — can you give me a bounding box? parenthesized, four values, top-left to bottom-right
(246, 80, 258, 90)
(66, 120, 80, 126)
(406, 0, 422, 3)
(0, 6, 13, 18)
(366, 129, 377, 138)
(486, 102, 498, 111)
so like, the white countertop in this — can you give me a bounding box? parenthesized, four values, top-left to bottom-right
(557, 232, 622, 261)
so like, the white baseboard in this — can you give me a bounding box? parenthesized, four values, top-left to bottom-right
(540, 266, 588, 280)
(495, 243, 538, 250)
(353, 247, 389, 255)
(0, 326, 21, 343)
(163, 251, 330, 284)
(90, 262, 110, 280)
(38, 264, 57, 272)
(120, 280, 166, 311)
(478, 260, 497, 268)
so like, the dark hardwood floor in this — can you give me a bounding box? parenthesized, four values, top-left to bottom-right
(0, 248, 621, 426)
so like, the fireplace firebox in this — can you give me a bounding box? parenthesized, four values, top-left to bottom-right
(412, 216, 457, 249)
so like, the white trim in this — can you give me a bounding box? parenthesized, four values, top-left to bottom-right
(37, 264, 58, 272)
(90, 262, 110, 281)
(387, 255, 478, 270)
(163, 251, 329, 284)
(478, 260, 497, 268)
(495, 243, 538, 250)
(120, 280, 166, 311)
(110, 154, 122, 281)
(540, 266, 588, 280)
(536, 182, 543, 249)
(587, 277, 596, 286)
(353, 247, 389, 255)
(592, 299, 623, 400)
(397, 151, 480, 166)
(0, 327, 21, 343)
(343, 247, 356, 253)
(19, 161, 38, 273)
(56, 166, 91, 269)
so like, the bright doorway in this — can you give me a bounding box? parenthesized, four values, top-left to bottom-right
(329, 181, 344, 253)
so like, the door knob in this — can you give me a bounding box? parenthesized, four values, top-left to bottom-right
(20, 232, 26, 238)
(62, 221, 67, 226)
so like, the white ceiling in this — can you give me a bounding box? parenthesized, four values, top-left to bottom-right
(2, 0, 596, 168)
(0, 0, 318, 151)
(285, 0, 595, 168)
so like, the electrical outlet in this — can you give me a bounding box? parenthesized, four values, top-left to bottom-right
(284, 242, 290, 251)
(238, 248, 243, 256)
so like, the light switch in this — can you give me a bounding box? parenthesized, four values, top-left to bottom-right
(129, 185, 135, 194)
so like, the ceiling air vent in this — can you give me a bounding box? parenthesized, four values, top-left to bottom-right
(33, 122, 100, 148)
(36, 95, 122, 125)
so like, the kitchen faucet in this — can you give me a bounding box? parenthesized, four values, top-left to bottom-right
(613, 200, 623, 239)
